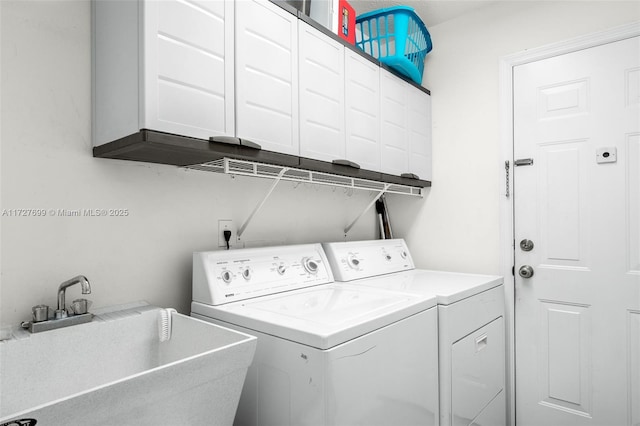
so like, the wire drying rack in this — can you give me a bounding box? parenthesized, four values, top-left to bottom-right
(187, 158, 424, 237)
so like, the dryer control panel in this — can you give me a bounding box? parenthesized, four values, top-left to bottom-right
(323, 239, 415, 281)
(193, 244, 333, 305)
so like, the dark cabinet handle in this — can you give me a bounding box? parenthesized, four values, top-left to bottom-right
(240, 138, 261, 150)
(209, 136, 261, 150)
(332, 159, 360, 169)
(401, 173, 420, 180)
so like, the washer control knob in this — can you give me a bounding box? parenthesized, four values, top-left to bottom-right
(277, 264, 287, 275)
(221, 270, 232, 284)
(400, 251, 408, 259)
(302, 257, 319, 274)
(242, 268, 252, 281)
(385, 254, 392, 261)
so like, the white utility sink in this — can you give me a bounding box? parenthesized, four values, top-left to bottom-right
(0, 303, 256, 425)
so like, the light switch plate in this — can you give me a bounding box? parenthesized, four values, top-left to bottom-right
(596, 147, 617, 164)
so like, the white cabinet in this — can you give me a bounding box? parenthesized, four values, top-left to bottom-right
(299, 24, 383, 172)
(380, 68, 432, 180)
(300, 38, 428, 179)
(94, 0, 432, 183)
(408, 85, 432, 181)
(298, 21, 345, 162)
(93, 0, 234, 146)
(380, 68, 409, 176)
(235, 0, 299, 156)
(345, 50, 381, 172)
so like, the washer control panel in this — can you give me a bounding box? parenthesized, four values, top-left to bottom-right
(193, 244, 333, 305)
(323, 239, 414, 282)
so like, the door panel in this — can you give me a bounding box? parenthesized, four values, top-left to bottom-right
(540, 142, 587, 265)
(408, 88, 432, 181)
(514, 36, 640, 426)
(299, 21, 345, 162)
(380, 68, 409, 175)
(345, 50, 381, 171)
(629, 311, 640, 426)
(538, 301, 591, 416)
(143, 0, 233, 139)
(235, 0, 298, 155)
(629, 134, 640, 273)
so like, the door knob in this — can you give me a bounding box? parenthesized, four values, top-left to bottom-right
(519, 265, 534, 278)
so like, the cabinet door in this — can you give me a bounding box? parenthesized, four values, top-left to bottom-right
(235, 0, 299, 155)
(345, 50, 380, 172)
(299, 21, 345, 162)
(408, 88, 432, 180)
(142, 0, 234, 140)
(380, 68, 409, 175)
(451, 318, 505, 426)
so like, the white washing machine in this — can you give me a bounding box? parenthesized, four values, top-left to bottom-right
(191, 243, 439, 426)
(323, 239, 506, 426)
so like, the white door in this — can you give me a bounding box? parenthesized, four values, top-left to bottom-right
(345, 50, 380, 172)
(380, 68, 432, 179)
(380, 68, 409, 176)
(513, 36, 640, 425)
(407, 88, 432, 181)
(298, 20, 345, 162)
(142, 0, 234, 140)
(235, 0, 298, 155)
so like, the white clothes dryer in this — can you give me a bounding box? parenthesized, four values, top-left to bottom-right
(191, 243, 439, 426)
(323, 239, 506, 426)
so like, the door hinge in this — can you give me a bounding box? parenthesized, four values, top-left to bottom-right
(512, 265, 515, 276)
(514, 158, 534, 167)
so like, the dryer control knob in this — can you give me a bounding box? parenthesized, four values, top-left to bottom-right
(347, 254, 361, 269)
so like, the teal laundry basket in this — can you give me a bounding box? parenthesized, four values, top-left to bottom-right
(355, 6, 432, 84)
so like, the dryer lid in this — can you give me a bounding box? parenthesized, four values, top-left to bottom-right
(350, 269, 503, 305)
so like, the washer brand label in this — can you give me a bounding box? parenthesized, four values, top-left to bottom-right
(1, 419, 38, 426)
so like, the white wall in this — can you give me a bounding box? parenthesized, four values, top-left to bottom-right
(1, 0, 639, 329)
(0, 0, 383, 327)
(389, 0, 640, 273)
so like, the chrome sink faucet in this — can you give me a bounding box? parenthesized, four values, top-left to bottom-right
(56, 275, 91, 319)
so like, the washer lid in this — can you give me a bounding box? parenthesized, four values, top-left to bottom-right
(192, 283, 436, 350)
(350, 270, 503, 305)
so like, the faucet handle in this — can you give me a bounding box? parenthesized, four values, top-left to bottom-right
(70, 299, 89, 315)
(32, 305, 50, 323)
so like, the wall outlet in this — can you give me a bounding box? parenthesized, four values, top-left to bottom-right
(218, 220, 237, 248)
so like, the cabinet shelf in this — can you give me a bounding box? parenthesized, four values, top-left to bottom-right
(93, 130, 431, 190)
